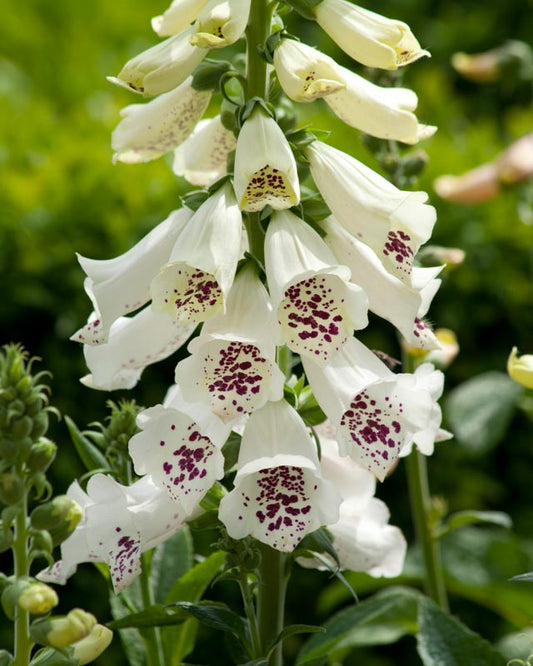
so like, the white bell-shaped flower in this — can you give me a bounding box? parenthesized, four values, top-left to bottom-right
(273, 39, 346, 103)
(218, 400, 342, 551)
(72, 207, 193, 345)
(38, 476, 185, 593)
(321, 215, 441, 349)
(152, 0, 210, 37)
(306, 141, 436, 285)
(265, 210, 368, 363)
(314, 0, 429, 70)
(81, 306, 196, 391)
(175, 265, 285, 423)
(233, 107, 300, 212)
(303, 337, 443, 481)
(173, 115, 236, 186)
(112, 77, 211, 163)
(151, 183, 243, 324)
(129, 386, 230, 515)
(108, 26, 207, 97)
(189, 0, 251, 49)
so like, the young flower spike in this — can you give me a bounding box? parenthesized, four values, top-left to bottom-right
(303, 337, 445, 480)
(233, 106, 300, 212)
(151, 183, 243, 324)
(175, 264, 285, 423)
(172, 115, 236, 186)
(152, 0, 210, 37)
(264, 210, 368, 363)
(108, 26, 207, 97)
(313, 0, 430, 70)
(306, 140, 436, 284)
(218, 400, 341, 551)
(112, 77, 212, 163)
(189, 0, 251, 49)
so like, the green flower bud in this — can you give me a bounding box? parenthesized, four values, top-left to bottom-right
(0, 473, 24, 506)
(29, 527, 54, 558)
(72, 624, 113, 665)
(31, 496, 82, 535)
(18, 581, 58, 615)
(26, 438, 57, 474)
(0, 649, 12, 666)
(30, 412, 49, 441)
(2, 578, 30, 620)
(31, 609, 97, 648)
(10, 415, 33, 439)
(0, 527, 13, 554)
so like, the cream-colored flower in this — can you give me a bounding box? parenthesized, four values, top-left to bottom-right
(508, 347, 533, 389)
(190, 0, 250, 48)
(152, 0, 210, 37)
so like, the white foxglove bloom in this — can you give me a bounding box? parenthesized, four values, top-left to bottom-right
(108, 26, 207, 97)
(152, 0, 210, 37)
(306, 141, 436, 284)
(218, 400, 341, 551)
(322, 215, 441, 349)
(233, 107, 300, 212)
(324, 65, 436, 145)
(314, 0, 429, 70)
(151, 183, 242, 323)
(265, 210, 368, 363)
(129, 386, 230, 514)
(273, 39, 346, 103)
(189, 0, 250, 48)
(112, 77, 211, 163)
(38, 476, 185, 593)
(172, 115, 236, 186)
(72, 207, 193, 345)
(175, 265, 285, 423)
(303, 337, 442, 481)
(81, 307, 196, 391)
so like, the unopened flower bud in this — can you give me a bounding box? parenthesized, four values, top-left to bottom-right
(72, 624, 113, 665)
(452, 40, 533, 84)
(508, 347, 533, 390)
(496, 133, 533, 186)
(434, 164, 500, 204)
(18, 581, 58, 615)
(451, 51, 501, 83)
(31, 609, 96, 648)
(424, 329, 460, 369)
(417, 244, 466, 269)
(31, 496, 82, 536)
(26, 438, 57, 474)
(0, 473, 24, 506)
(0, 649, 12, 666)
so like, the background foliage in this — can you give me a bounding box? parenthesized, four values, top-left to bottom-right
(1, 0, 532, 663)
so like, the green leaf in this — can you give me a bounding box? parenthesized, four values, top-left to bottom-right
(107, 604, 186, 629)
(151, 527, 193, 605)
(511, 571, 533, 582)
(295, 528, 340, 569)
(171, 601, 248, 641)
(445, 372, 522, 455)
(267, 625, 325, 654)
(64, 415, 109, 472)
(416, 596, 504, 665)
(222, 432, 241, 475)
(29, 647, 77, 666)
(440, 510, 513, 536)
(238, 660, 269, 666)
(109, 579, 146, 666)
(297, 587, 421, 665)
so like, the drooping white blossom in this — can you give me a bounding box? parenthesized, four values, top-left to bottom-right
(303, 337, 444, 480)
(172, 115, 236, 186)
(108, 26, 207, 97)
(151, 183, 243, 324)
(152, 0, 210, 37)
(189, 0, 251, 48)
(314, 0, 430, 70)
(218, 400, 341, 551)
(175, 265, 285, 423)
(233, 107, 300, 212)
(264, 210, 368, 363)
(306, 140, 436, 285)
(72, 207, 193, 345)
(112, 77, 211, 163)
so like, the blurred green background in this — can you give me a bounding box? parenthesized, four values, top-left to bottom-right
(1, 0, 532, 663)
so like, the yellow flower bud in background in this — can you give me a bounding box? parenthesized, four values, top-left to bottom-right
(31, 608, 97, 648)
(72, 624, 113, 665)
(18, 581, 58, 615)
(508, 347, 533, 390)
(425, 329, 460, 369)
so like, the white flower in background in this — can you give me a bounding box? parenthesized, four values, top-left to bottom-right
(151, 183, 242, 323)
(175, 265, 285, 423)
(112, 77, 211, 163)
(129, 385, 230, 514)
(219, 400, 341, 551)
(190, 0, 251, 49)
(172, 115, 236, 186)
(323, 65, 436, 145)
(233, 107, 300, 212)
(152, 0, 210, 37)
(303, 337, 444, 481)
(108, 26, 207, 97)
(314, 0, 429, 70)
(300, 423, 406, 576)
(264, 210, 368, 363)
(38, 475, 185, 593)
(306, 141, 436, 284)
(508, 347, 533, 390)
(321, 215, 441, 350)
(273, 39, 346, 103)
(72, 207, 193, 345)
(81, 306, 196, 391)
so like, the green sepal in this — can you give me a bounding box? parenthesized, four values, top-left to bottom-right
(191, 59, 233, 92)
(222, 432, 241, 475)
(180, 190, 210, 212)
(29, 647, 77, 666)
(282, 0, 322, 21)
(64, 416, 109, 473)
(293, 527, 340, 569)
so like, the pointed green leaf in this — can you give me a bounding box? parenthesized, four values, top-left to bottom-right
(267, 625, 325, 654)
(107, 604, 187, 629)
(65, 415, 109, 472)
(171, 601, 248, 641)
(511, 572, 533, 582)
(440, 510, 512, 536)
(152, 527, 193, 605)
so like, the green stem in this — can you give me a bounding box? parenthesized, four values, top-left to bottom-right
(139, 553, 164, 666)
(245, 0, 272, 101)
(13, 489, 32, 666)
(257, 543, 287, 666)
(244, 213, 266, 266)
(239, 574, 263, 659)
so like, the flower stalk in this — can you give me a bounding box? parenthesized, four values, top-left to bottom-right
(139, 553, 164, 666)
(257, 543, 288, 666)
(13, 484, 32, 666)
